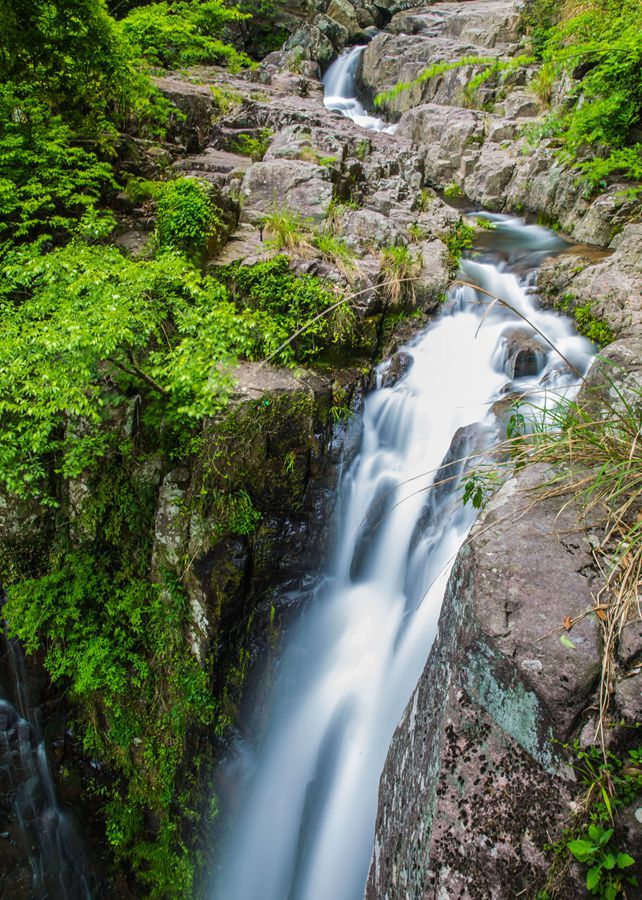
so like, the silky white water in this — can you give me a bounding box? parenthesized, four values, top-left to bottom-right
(212, 220, 595, 900)
(323, 46, 396, 133)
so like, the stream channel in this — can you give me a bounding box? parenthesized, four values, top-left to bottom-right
(211, 45, 596, 900)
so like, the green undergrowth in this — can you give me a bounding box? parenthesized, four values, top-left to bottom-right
(542, 744, 642, 898)
(121, 1, 251, 71)
(229, 129, 273, 161)
(445, 218, 476, 269)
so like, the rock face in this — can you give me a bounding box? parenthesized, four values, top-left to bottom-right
(366, 465, 602, 899)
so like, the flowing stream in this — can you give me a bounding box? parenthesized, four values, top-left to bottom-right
(212, 51, 596, 900)
(0, 605, 92, 898)
(212, 212, 595, 898)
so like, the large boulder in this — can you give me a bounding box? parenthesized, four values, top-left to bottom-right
(367, 464, 602, 898)
(240, 159, 334, 222)
(153, 76, 215, 152)
(359, 1, 520, 117)
(397, 103, 484, 185)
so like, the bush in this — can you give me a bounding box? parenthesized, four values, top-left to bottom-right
(0, 84, 116, 254)
(223, 255, 354, 363)
(155, 177, 223, 258)
(122, 0, 251, 71)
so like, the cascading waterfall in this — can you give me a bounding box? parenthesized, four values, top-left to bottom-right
(0, 606, 93, 899)
(322, 46, 396, 134)
(211, 217, 595, 900)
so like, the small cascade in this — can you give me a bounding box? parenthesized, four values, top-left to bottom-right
(322, 46, 395, 133)
(211, 220, 595, 900)
(0, 607, 93, 899)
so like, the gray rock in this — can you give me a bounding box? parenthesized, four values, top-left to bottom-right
(414, 238, 450, 310)
(326, 0, 361, 35)
(341, 207, 405, 252)
(240, 159, 334, 222)
(367, 464, 601, 898)
(464, 142, 516, 210)
(283, 21, 336, 67)
(153, 76, 215, 152)
(397, 103, 484, 185)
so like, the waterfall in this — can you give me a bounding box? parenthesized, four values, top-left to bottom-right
(322, 46, 396, 134)
(211, 218, 595, 900)
(0, 608, 93, 899)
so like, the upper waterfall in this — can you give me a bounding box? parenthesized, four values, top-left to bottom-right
(322, 46, 396, 134)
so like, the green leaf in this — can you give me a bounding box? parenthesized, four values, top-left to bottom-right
(568, 839, 597, 862)
(616, 853, 635, 868)
(603, 853, 616, 870)
(586, 866, 601, 891)
(598, 827, 614, 846)
(560, 634, 577, 650)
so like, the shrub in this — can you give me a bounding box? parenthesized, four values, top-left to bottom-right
(155, 177, 223, 258)
(223, 255, 354, 363)
(260, 207, 315, 256)
(380, 244, 422, 305)
(229, 129, 273, 161)
(0, 84, 116, 254)
(122, 0, 251, 71)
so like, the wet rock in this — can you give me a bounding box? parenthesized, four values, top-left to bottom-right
(367, 464, 601, 898)
(502, 328, 548, 379)
(380, 351, 413, 388)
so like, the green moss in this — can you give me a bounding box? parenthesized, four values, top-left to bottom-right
(229, 129, 272, 161)
(555, 294, 614, 347)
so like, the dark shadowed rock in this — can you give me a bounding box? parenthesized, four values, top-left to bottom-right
(502, 328, 548, 379)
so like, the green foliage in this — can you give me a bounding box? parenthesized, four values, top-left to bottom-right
(0, 0, 161, 136)
(573, 305, 615, 348)
(0, 84, 116, 254)
(555, 294, 614, 347)
(445, 218, 476, 269)
(223, 255, 354, 364)
(380, 244, 422, 306)
(443, 181, 464, 198)
(124, 176, 164, 206)
(569, 825, 635, 898)
(542, 0, 642, 190)
(520, 0, 560, 58)
(260, 207, 314, 255)
(550, 745, 642, 899)
(229, 129, 272, 161)
(313, 232, 357, 275)
(0, 243, 250, 497)
(4, 466, 215, 898)
(155, 177, 223, 259)
(122, 0, 251, 71)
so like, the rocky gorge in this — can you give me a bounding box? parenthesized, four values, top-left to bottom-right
(1, 0, 641, 897)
